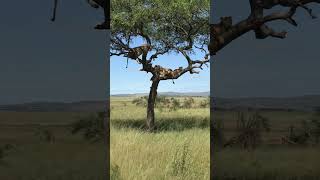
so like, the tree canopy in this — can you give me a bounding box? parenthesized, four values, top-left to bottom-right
(111, 0, 210, 77)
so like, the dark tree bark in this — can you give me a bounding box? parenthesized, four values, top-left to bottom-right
(146, 78, 160, 131)
(50, 0, 110, 29)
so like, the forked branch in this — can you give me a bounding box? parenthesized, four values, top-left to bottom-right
(209, 0, 320, 55)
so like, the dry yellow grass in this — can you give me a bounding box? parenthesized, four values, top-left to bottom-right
(110, 96, 210, 179)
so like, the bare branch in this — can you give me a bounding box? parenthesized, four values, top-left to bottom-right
(209, 0, 320, 55)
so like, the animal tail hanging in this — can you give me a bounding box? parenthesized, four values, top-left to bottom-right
(51, 0, 58, 21)
(126, 38, 130, 68)
(126, 57, 129, 68)
(172, 79, 175, 84)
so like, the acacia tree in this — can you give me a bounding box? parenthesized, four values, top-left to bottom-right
(111, 0, 209, 131)
(209, 0, 320, 55)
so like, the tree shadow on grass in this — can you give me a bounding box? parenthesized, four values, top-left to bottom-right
(111, 117, 209, 132)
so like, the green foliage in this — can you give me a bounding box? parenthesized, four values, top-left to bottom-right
(111, 0, 209, 53)
(71, 112, 105, 143)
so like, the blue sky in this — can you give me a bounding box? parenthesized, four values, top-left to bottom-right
(110, 48, 210, 94)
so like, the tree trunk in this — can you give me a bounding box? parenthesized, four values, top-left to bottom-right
(146, 79, 160, 131)
(104, 27, 111, 180)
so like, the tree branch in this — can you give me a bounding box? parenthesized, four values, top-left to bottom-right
(151, 51, 209, 82)
(209, 0, 320, 55)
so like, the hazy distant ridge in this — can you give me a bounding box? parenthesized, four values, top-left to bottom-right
(214, 95, 320, 111)
(0, 101, 106, 112)
(1, 93, 320, 112)
(111, 91, 210, 97)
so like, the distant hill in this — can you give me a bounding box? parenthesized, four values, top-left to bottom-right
(1, 94, 320, 112)
(214, 95, 320, 112)
(111, 91, 210, 97)
(0, 101, 106, 112)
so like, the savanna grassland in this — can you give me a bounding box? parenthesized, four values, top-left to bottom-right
(110, 96, 210, 180)
(213, 110, 320, 180)
(0, 112, 105, 180)
(0, 96, 210, 180)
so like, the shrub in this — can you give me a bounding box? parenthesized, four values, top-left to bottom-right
(182, 97, 195, 109)
(171, 98, 181, 111)
(71, 112, 105, 142)
(199, 97, 210, 108)
(224, 111, 270, 150)
(285, 119, 320, 145)
(132, 96, 148, 107)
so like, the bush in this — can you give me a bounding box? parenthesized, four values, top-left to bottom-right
(171, 97, 181, 111)
(285, 119, 320, 145)
(182, 97, 195, 109)
(132, 96, 210, 110)
(132, 96, 148, 107)
(199, 97, 210, 108)
(224, 111, 270, 150)
(132, 96, 183, 111)
(71, 112, 105, 142)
